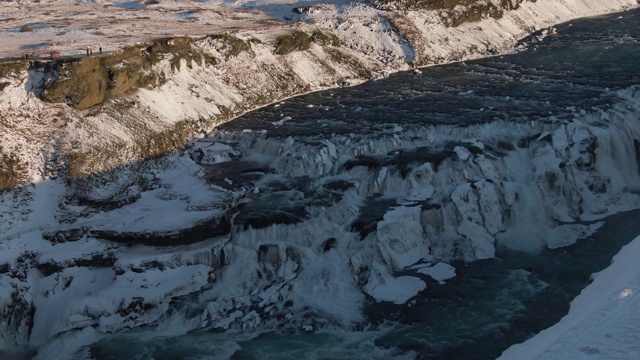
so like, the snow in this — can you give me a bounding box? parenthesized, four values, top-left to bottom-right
(453, 146, 472, 162)
(0, 150, 237, 350)
(402, 0, 640, 64)
(416, 262, 456, 284)
(71, 159, 230, 234)
(2, 0, 635, 68)
(1, 0, 640, 356)
(376, 205, 430, 270)
(191, 141, 239, 164)
(500, 234, 640, 360)
(30, 267, 114, 345)
(364, 261, 426, 305)
(0, 0, 279, 59)
(0, 179, 64, 241)
(543, 222, 604, 250)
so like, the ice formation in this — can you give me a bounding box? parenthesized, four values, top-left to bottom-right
(0, 0, 639, 358)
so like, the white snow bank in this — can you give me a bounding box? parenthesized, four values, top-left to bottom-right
(417, 262, 456, 284)
(404, 0, 640, 64)
(499, 234, 640, 360)
(364, 261, 426, 304)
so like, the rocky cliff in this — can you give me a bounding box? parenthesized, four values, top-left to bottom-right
(0, 25, 382, 190)
(1, 0, 636, 191)
(0, 0, 639, 354)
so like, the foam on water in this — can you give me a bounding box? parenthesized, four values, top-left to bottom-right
(4, 7, 640, 360)
(85, 323, 417, 360)
(171, 10, 640, 356)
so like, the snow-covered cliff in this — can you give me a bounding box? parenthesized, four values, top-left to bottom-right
(1, 0, 637, 189)
(1, 0, 640, 357)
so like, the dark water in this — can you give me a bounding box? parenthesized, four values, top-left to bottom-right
(87, 9, 640, 360)
(369, 209, 640, 360)
(217, 10, 640, 138)
(88, 206, 640, 360)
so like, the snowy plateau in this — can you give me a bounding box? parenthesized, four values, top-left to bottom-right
(1, 0, 640, 359)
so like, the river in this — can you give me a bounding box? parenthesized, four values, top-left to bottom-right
(73, 8, 640, 360)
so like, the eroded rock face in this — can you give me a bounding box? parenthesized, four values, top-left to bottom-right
(0, 152, 26, 192)
(40, 38, 213, 110)
(372, 0, 530, 25)
(0, 252, 36, 350)
(0, 26, 373, 185)
(2, 0, 628, 192)
(0, 62, 32, 190)
(89, 213, 234, 246)
(0, 276, 34, 349)
(1, 1, 639, 354)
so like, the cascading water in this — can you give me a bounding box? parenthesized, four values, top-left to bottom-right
(3, 7, 640, 360)
(175, 10, 640, 358)
(80, 10, 640, 357)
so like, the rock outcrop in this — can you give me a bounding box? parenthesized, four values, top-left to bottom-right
(0, 0, 639, 355)
(1, 0, 635, 189)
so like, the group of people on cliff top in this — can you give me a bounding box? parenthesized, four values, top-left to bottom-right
(86, 46, 103, 56)
(22, 46, 104, 61)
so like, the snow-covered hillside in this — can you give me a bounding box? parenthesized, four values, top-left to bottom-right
(1, 0, 640, 358)
(1, 0, 638, 189)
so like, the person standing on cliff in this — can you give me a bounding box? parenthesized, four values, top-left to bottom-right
(90, 47, 93, 55)
(99, 47, 102, 54)
(86, 47, 89, 56)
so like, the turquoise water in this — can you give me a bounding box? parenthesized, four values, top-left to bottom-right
(85, 9, 640, 360)
(371, 209, 640, 359)
(87, 209, 640, 360)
